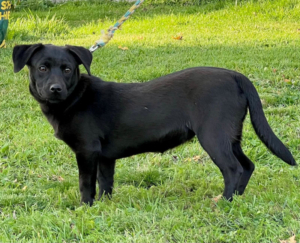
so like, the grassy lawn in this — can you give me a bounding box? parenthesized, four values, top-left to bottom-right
(1, 0, 300, 242)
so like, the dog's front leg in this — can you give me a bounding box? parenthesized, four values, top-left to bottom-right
(76, 151, 98, 206)
(97, 158, 116, 200)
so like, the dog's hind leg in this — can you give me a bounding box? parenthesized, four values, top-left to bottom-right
(97, 158, 116, 200)
(197, 129, 243, 201)
(232, 142, 255, 195)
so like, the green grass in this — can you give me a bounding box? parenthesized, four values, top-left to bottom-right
(1, 0, 300, 242)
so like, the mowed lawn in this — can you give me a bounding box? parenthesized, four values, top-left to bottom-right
(0, 0, 300, 242)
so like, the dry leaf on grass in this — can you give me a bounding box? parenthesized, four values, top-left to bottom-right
(172, 33, 183, 40)
(13, 210, 17, 220)
(184, 156, 202, 163)
(52, 175, 64, 182)
(118, 46, 128, 50)
(280, 234, 296, 243)
(193, 155, 201, 162)
(212, 194, 222, 203)
(22, 186, 27, 191)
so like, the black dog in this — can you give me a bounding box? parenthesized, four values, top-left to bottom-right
(13, 44, 296, 205)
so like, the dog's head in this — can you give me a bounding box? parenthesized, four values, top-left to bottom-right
(13, 44, 93, 104)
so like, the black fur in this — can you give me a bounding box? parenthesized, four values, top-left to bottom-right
(13, 44, 296, 205)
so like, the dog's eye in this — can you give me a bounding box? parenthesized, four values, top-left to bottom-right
(64, 68, 71, 74)
(39, 66, 47, 72)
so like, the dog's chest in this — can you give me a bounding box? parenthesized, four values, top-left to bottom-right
(43, 113, 64, 140)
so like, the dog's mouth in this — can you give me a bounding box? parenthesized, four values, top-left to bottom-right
(37, 92, 66, 104)
(39, 90, 68, 104)
(30, 81, 69, 105)
(38, 92, 68, 104)
(46, 98, 66, 104)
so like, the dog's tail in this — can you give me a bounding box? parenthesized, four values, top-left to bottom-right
(235, 73, 296, 166)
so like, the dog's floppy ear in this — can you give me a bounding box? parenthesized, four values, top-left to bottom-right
(66, 45, 93, 76)
(12, 44, 43, 73)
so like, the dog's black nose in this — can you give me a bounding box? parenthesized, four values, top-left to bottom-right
(50, 84, 62, 93)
